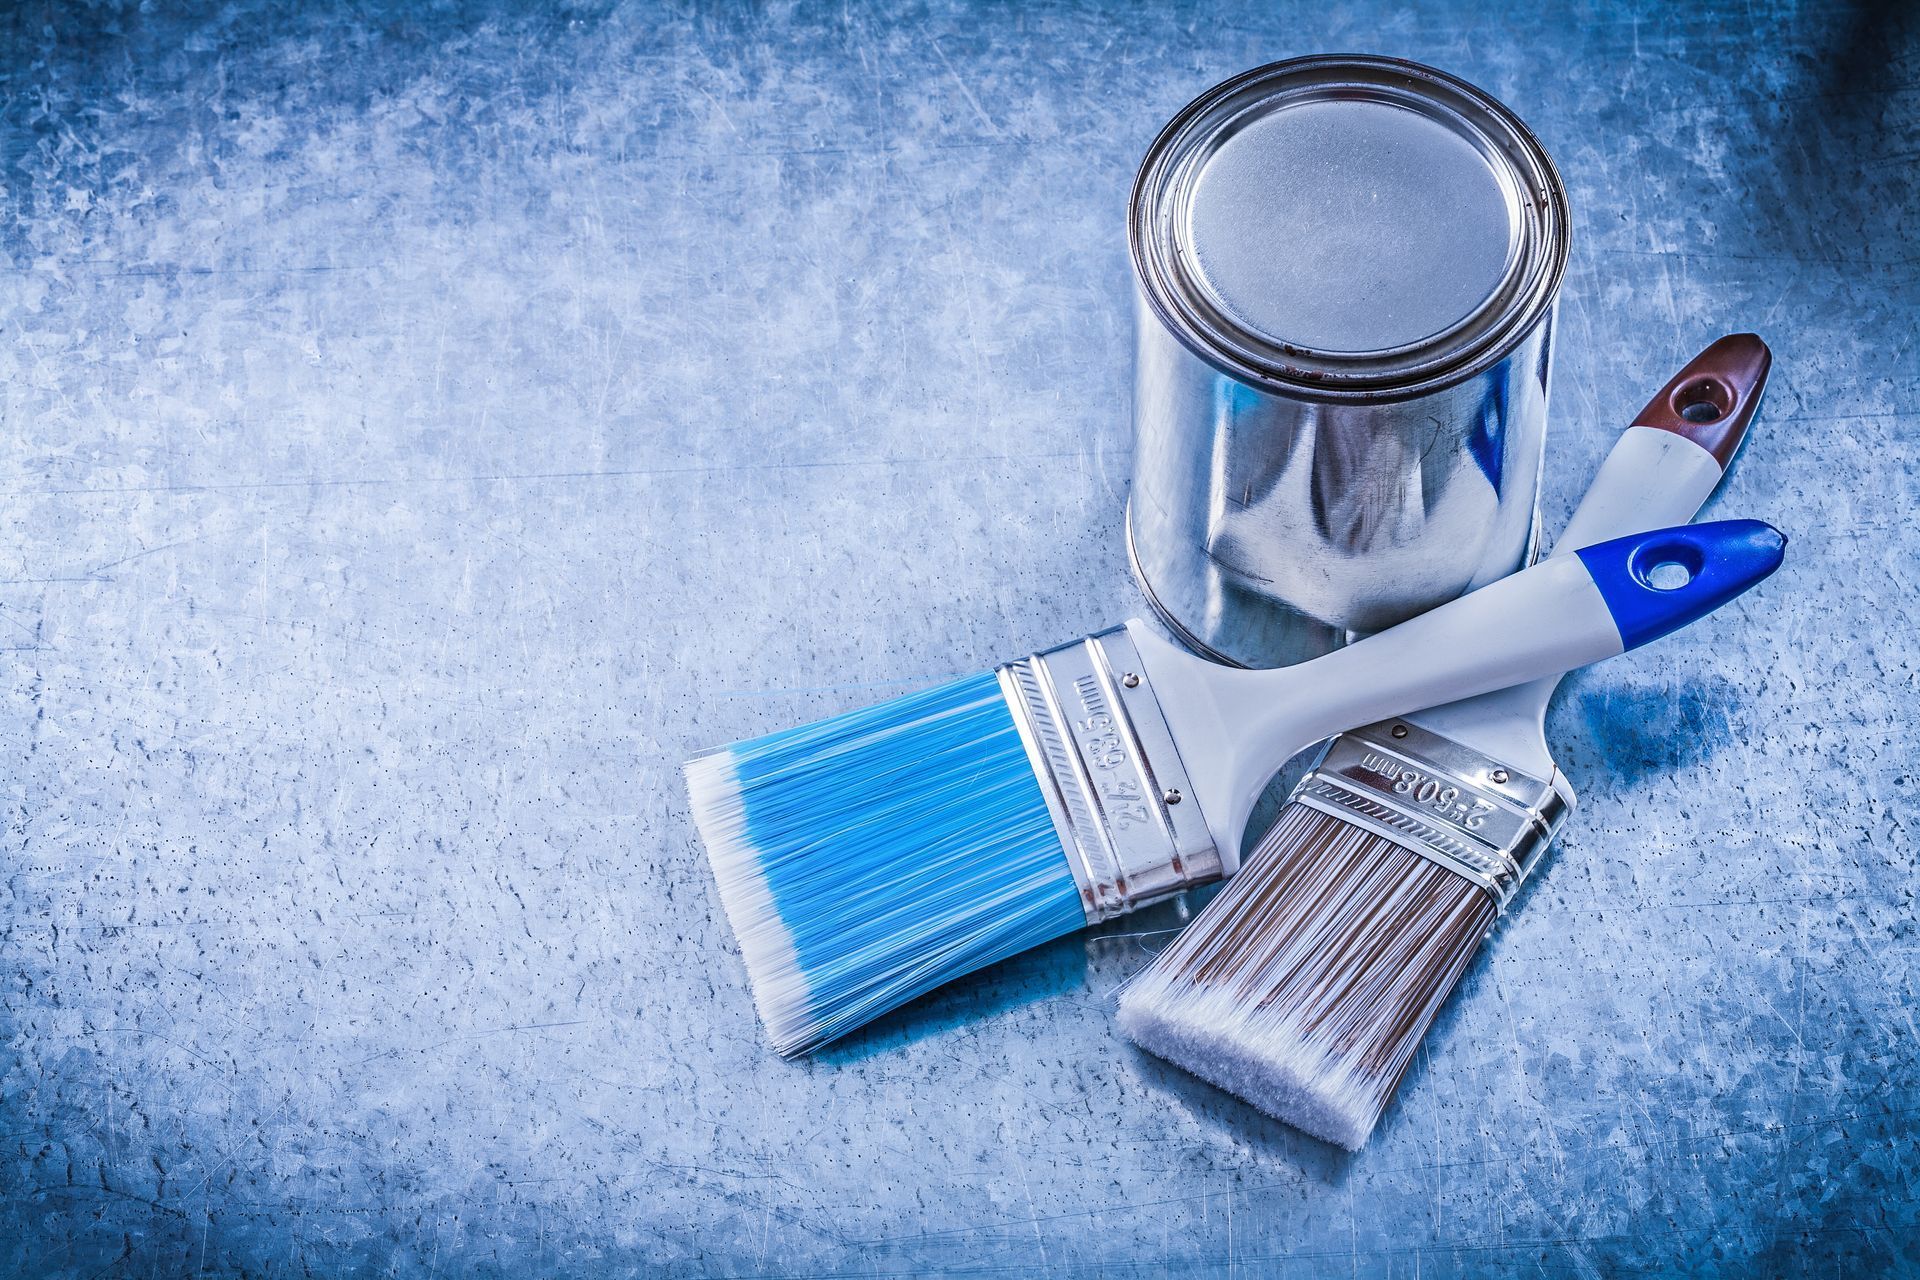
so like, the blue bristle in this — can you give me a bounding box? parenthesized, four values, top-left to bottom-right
(684, 669, 1086, 1056)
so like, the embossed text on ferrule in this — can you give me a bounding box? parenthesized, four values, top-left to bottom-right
(1351, 748, 1500, 837)
(1292, 718, 1572, 911)
(1066, 674, 1156, 835)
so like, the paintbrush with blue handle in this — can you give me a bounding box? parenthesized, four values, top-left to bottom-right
(1117, 334, 1773, 1149)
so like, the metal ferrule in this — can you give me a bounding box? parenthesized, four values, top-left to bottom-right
(997, 628, 1222, 924)
(1289, 719, 1570, 911)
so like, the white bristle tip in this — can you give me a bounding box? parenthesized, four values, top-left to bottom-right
(1115, 805, 1494, 1151)
(684, 750, 811, 1056)
(1117, 986, 1378, 1152)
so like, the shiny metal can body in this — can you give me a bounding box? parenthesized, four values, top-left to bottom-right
(1127, 55, 1570, 668)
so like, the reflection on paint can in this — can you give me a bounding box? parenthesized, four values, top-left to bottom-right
(1128, 55, 1570, 668)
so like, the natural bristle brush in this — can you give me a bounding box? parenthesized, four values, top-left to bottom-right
(687, 372, 1783, 1059)
(1116, 334, 1773, 1149)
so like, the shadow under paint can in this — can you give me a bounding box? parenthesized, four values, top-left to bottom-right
(1127, 55, 1570, 669)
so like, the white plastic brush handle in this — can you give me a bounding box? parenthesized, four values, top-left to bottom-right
(1133, 519, 1786, 859)
(1538, 331, 1768, 559)
(1551, 425, 1728, 552)
(1413, 333, 1770, 774)
(1403, 426, 1724, 760)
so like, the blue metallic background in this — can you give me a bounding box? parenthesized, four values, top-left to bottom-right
(0, 1, 1914, 1275)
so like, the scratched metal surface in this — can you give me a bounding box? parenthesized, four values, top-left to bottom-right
(0, 1, 1914, 1275)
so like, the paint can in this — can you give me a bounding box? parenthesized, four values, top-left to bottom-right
(1127, 55, 1570, 668)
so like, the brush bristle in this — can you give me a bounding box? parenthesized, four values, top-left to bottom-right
(1117, 803, 1494, 1150)
(685, 669, 1087, 1056)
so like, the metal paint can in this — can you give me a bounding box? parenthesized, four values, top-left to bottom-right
(1127, 55, 1570, 669)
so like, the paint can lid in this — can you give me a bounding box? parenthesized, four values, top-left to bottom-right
(1131, 55, 1569, 396)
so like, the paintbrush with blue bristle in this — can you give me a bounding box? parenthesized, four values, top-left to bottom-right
(688, 508, 1784, 1057)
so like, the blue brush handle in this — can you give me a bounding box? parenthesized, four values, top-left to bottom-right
(1575, 519, 1787, 650)
(1147, 518, 1785, 856)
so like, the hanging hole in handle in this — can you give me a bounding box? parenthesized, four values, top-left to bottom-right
(1673, 377, 1732, 424)
(1645, 561, 1693, 590)
(1630, 539, 1707, 592)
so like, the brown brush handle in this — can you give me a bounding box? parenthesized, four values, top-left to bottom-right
(1630, 332, 1771, 467)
